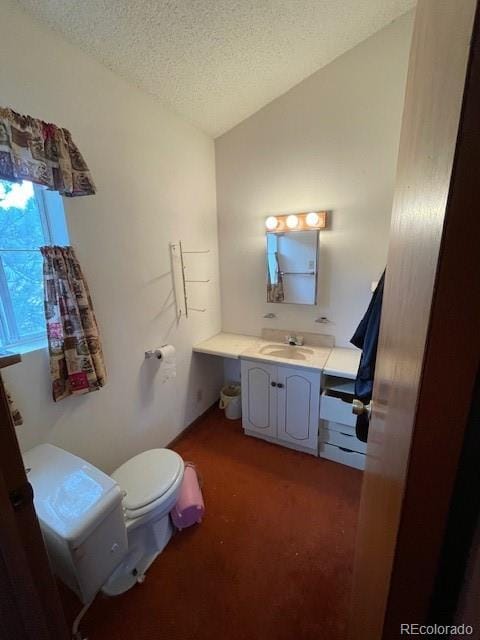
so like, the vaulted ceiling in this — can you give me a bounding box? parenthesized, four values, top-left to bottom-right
(16, 0, 415, 137)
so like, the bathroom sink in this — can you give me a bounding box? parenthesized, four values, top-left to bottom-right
(258, 344, 315, 361)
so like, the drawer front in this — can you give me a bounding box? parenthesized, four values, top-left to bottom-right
(320, 426, 367, 454)
(321, 420, 356, 437)
(319, 443, 365, 470)
(320, 391, 357, 427)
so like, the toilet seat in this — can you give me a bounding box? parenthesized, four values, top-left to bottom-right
(111, 449, 184, 520)
(123, 477, 183, 521)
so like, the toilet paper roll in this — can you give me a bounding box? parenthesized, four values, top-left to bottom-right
(159, 344, 176, 383)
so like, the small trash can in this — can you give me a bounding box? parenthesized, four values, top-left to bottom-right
(219, 383, 242, 420)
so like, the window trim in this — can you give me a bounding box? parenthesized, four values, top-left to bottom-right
(35, 184, 55, 244)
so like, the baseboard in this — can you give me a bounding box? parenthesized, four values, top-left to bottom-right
(167, 400, 219, 449)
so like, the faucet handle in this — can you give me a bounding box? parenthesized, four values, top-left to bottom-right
(285, 334, 301, 346)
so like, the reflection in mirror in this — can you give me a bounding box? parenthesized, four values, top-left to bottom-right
(266, 230, 319, 305)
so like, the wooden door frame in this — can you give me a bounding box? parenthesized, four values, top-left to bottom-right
(0, 360, 69, 640)
(349, 0, 480, 637)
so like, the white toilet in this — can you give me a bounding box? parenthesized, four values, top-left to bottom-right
(23, 443, 184, 604)
(102, 448, 184, 596)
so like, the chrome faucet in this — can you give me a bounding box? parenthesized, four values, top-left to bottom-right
(285, 334, 304, 346)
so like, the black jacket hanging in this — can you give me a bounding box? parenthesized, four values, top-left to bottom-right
(350, 270, 385, 441)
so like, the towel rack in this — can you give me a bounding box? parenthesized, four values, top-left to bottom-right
(280, 271, 315, 276)
(169, 241, 210, 319)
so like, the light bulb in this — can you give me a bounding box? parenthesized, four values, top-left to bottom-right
(306, 212, 320, 227)
(286, 215, 299, 229)
(265, 216, 278, 230)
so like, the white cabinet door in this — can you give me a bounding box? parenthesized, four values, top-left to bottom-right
(241, 360, 277, 438)
(276, 366, 320, 450)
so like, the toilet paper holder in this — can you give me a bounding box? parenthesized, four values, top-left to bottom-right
(145, 345, 168, 360)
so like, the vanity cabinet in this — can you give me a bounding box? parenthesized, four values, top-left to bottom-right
(241, 361, 277, 439)
(241, 360, 320, 454)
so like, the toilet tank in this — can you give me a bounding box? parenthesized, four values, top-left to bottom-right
(23, 444, 128, 604)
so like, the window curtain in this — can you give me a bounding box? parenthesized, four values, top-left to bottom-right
(0, 107, 95, 197)
(41, 246, 106, 402)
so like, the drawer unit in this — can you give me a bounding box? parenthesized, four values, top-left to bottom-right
(320, 390, 357, 427)
(320, 425, 367, 454)
(319, 443, 365, 471)
(319, 368, 366, 470)
(321, 420, 355, 436)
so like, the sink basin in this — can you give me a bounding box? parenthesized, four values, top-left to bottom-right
(258, 344, 315, 361)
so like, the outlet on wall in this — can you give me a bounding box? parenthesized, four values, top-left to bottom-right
(196, 389, 203, 403)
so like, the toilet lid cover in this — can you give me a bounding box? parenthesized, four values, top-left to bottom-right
(111, 449, 183, 512)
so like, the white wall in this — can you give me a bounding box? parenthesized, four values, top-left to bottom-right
(215, 12, 413, 347)
(0, 0, 223, 473)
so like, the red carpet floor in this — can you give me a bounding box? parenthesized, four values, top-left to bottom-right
(60, 408, 362, 640)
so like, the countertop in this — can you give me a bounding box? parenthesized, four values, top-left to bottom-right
(323, 347, 361, 379)
(193, 332, 360, 378)
(192, 332, 259, 359)
(240, 339, 331, 372)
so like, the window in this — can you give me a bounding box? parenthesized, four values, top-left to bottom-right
(0, 180, 69, 351)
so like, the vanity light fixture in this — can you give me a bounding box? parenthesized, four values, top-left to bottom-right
(306, 212, 320, 227)
(286, 214, 299, 229)
(264, 211, 327, 232)
(265, 216, 279, 230)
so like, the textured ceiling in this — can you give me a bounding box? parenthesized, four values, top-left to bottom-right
(15, 0, 415, 137)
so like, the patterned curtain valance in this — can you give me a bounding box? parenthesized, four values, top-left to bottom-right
(0, 107, 95, 197)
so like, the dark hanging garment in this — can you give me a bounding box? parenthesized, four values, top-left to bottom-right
(350, 270, 386, 442)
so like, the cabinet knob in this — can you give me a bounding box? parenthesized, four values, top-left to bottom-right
(277, 383, 284, 389)
(271, 381, 277, 387)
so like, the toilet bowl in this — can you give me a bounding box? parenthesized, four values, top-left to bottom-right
(102, 448, 184, 595)
(23, 444, 184, 604)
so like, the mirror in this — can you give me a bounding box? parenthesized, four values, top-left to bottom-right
(266, 230, 319, 305)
